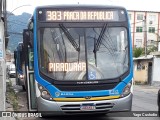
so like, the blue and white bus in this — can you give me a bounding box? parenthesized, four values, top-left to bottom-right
(14, 42, 26, 90)
(23, 5, 133, 115)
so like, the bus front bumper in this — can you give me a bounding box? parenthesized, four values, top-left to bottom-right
(37, 93, 132, 115)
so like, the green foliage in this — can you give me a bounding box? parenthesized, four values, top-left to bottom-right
(147, 46, 158, 55)
(133, 46, 158, 58)
(133, 47, 144, 58)
(6, 80, 18, 111)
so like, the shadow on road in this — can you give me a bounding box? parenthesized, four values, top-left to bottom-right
(38, 114, 114, 120)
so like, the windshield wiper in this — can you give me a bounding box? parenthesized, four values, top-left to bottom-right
(59, 24, 80, 52)
(94, 23, 107, 52)
(93, 37, 97, 67)
(93, 23, 107, 66)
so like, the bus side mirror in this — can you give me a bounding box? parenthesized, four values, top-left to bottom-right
(29, 31, 33, 48)
(23, 29, 33, 48)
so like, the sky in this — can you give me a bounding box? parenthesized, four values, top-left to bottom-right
(7, 0, 160, 15)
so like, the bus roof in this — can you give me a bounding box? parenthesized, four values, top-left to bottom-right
(29, 5, 128, 24)
(34, 4, 126, 12)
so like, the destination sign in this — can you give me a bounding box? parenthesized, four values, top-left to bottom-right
(48, 62, 86, 72)
(43, 10, 120, 22)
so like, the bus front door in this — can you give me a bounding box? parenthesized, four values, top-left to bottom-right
(23, 29, 37, 111)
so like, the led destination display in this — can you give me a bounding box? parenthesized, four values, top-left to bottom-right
(38, 8, 126, 22)
(48, 62, 86, 72)
(46, 11, 116, 21)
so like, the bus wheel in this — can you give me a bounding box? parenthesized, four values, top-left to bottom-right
(22, 85, 26, 91)
(158, 106, 160, 117)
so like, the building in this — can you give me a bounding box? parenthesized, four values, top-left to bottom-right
(0, 0, 7, 112)
(133, 55, 153, 85)
(128, 10, 160, 49)
(150, 51, 160, 85)
(129, 10, 160, 85)
(133, 52, 160, 85)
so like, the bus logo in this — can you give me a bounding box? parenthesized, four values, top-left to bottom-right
(84, 96, 92, 100)
(55, 92, 60, 97)
(109, 90, 119, 95)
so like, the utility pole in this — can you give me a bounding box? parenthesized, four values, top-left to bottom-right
(143, 16, 147, 57)
(155, 33, 160, 51)
(158, 36, 160, 51)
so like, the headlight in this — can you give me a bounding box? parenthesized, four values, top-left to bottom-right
(120, 81, 132, 98)
(38, 84, 52, 100)
(19, 74, 24, 79)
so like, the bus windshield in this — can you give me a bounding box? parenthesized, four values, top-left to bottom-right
(38, 24, 129, 81)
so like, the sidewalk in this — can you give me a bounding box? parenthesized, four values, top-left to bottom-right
(133, 85, 159, 94)
(5, 78, 16, 120)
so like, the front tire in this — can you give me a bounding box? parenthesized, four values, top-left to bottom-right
(158, 107, 160, 117)
(22, 85, 26, 91)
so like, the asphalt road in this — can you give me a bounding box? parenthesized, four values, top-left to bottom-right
(6, 78, 160, 120)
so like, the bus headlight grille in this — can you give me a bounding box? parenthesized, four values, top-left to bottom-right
(38, 84, 52, 100)
(120, 81, 132, 98)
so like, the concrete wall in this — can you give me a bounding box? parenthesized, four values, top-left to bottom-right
(0, 19, 5, 111)
(152, 57, 160, 85)
(134, 60, 150, 83)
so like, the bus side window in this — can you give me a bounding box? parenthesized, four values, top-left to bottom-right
(28, 30, 34, 70)
(28, 47, 34, 70)
(41, 49, 49, 72)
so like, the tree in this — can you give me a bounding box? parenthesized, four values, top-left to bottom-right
(147, 45, 158, 55)
(133, 47, 144, 58)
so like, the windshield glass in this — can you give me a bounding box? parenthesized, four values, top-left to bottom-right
(38, 25, 129, 81)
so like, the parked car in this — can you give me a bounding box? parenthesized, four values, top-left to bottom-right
(8, 64, 16, 78)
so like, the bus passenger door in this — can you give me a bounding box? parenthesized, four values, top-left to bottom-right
(23, 29, 37, 111)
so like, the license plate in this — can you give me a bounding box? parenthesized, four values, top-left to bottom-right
(80, 103, 96, 111)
